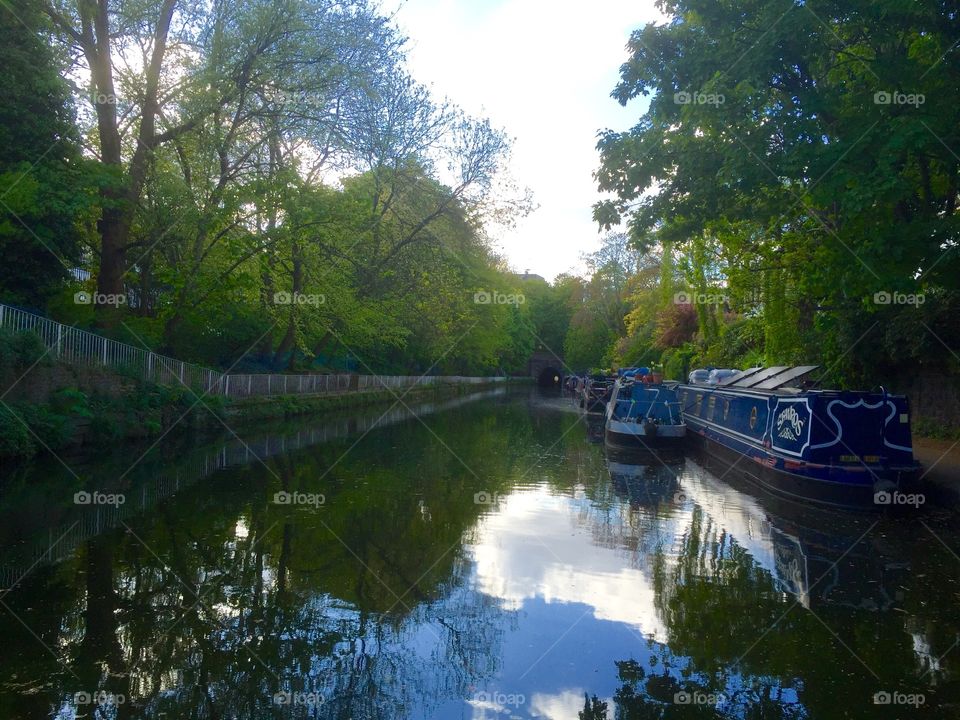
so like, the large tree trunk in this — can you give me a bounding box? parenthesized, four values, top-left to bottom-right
(80, 0, 177, 324)
(83, 1, 125, 314)
(274, 240, 303, 367)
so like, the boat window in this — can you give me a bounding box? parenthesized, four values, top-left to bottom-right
(749, 406, 758, 430)
(708, 396, 716, 419)
(695, 394, 703, 416)
(723, 399, 730, 420)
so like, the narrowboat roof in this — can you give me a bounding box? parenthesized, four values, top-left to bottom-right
(680, 380, 909, 400)
(722, 365, 819, 389)
(685, 365, 820, 392)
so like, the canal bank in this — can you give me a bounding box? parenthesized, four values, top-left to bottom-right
(0, 306, 524, 460)
(0, 347, 525, 461)
(222, 376, 525, 424)
(915, 437, 960, 501)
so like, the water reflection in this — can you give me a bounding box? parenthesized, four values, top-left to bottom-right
(606, 446, 683, 509)
(0, 389, 958, 719)
(472, 486, 668, 641)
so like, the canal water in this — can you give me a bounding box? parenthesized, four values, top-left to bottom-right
(1, 387, 959, 719)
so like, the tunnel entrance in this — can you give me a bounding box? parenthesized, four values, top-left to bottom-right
(537, 366, 563, 387)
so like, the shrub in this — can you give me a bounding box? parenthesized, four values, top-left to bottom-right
(0, 327, 50, 370)
(0, 405, 35, 457)
(13, 403, 71, 449)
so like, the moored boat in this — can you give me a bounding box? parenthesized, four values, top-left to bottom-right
(579, 374, 615, 414)
(679, 365, 922, 508)
(605, 373, 686, 447)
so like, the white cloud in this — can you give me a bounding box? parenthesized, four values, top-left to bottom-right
(529, 689, 610, 719)
(469, 487, 671, 641)
(394, 0, 667, 280)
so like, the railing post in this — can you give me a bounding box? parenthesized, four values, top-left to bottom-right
(224, 374, 230, 398)
(56, 325, 62, 357)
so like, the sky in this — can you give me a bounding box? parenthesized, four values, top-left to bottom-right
(392, 0, 667, 282)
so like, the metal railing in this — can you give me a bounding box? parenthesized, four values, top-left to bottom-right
(0, 303, 506, 399)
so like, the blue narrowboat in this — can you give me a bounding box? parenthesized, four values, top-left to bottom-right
(605, 373, 686, 448)
(679, 366, 921, 508)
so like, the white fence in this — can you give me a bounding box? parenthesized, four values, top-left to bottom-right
(0, 303, 506, 399)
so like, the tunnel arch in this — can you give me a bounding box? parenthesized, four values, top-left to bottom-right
(537, 366, 563, 387)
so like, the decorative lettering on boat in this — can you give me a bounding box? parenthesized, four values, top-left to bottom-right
(776, 406, 805, 441)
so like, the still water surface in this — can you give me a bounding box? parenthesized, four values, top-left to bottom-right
(1, 388, 959, 719)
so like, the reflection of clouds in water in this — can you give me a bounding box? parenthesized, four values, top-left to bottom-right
(466, 687, 605, 720)
(470, 487, 668, 642)
(529, 689, 613, 720)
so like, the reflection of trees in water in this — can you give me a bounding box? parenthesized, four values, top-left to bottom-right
(4, 395, 959, 718)
(566, 454, 959, 719)
(3, 482, 509, 718)
(0, 397, 546, 719)
(643, 504, 953, 718)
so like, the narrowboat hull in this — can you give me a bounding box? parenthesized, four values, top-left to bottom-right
(605, 419, 686, 448)
(683, 427, 918, 508)
(604, 379, 686, 449)
(678, 382, 921, 509)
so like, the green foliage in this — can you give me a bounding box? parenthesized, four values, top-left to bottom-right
(0, 0, 550, 379)
(662, 345, 698, 384)
(8, 402, 71, 450)
(913, 418, 960, 441)
(0, 0, 95, 306)
(0, 405, 34, 457)
(0, 327, 50, 370)
(588, 0, 960, 394)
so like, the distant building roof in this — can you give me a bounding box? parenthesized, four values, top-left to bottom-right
(514, 272, 546, 282)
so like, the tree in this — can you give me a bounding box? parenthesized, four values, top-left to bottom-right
(563, 233, 639, 371)
(0, 0, 94, 307)
(594, 0, 960, 385)
(41, 0, 396, 323)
